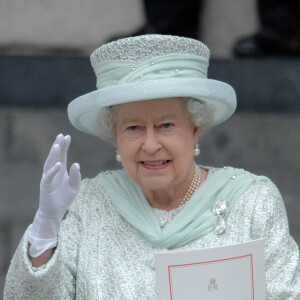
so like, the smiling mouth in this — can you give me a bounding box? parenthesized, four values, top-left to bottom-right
(141, 160, 170, 166)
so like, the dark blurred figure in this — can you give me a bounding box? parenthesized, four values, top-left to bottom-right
(109, 0, 203, 40)
(234, 0, 300, 56)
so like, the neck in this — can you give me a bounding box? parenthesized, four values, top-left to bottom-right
(146, 189, 186, 211)
(144, 164, 206, 211)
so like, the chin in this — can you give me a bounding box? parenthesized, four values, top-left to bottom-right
(140, 177, 172, 191)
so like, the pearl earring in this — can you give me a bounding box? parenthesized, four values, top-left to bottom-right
(194, 144, 200, 156)
(116, 149, 121, 162)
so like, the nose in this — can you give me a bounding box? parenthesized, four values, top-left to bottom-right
(141, 129, 162, 154)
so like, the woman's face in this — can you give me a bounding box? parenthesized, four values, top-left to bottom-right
(114, 98, 199, 194)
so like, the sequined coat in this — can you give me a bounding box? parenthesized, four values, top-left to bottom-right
(4, 168, 300, 299)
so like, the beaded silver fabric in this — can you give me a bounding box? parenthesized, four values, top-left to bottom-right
(153, 206, 183, 228)
(4, 167, 300, 299)
(90, 35, 210, 68)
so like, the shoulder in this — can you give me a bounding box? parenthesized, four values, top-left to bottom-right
(218, 167, 288, 230)
(79, 169, 126, 195)
(235, 167, 281, 202)
(207, 165, 281, 203)
(246, 177, 284, 221)
(213, 166, 287, 230)
(208, 165, 276, 186)
(68, 169, 125, 214)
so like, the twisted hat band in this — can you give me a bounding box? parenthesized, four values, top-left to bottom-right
(93, 54, 209, 89)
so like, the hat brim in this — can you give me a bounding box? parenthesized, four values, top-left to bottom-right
(67, 78, 236, 136)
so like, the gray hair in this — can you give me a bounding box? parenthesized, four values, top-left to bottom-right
(94, 98, 215, 146)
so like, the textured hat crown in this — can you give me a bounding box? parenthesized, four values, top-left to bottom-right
(90, 35, 210, 67)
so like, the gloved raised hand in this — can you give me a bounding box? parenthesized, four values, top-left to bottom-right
(28, 134, 81, 257)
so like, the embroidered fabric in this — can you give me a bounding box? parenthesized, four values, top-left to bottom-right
(4, 167, 300, 299)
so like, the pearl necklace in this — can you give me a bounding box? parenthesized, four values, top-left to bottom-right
(179, 164, 202, 207)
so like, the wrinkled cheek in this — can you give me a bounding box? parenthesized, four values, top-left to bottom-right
(122, 159, 139, 184)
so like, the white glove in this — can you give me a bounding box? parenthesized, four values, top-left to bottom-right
(28, 134, 81, 257)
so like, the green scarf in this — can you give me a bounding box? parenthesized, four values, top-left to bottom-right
(98, 167, 269, 248)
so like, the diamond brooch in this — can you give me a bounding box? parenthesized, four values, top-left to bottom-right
(213, 199, 227, 235)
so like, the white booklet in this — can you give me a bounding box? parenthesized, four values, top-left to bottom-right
(154, 239, 265, 300)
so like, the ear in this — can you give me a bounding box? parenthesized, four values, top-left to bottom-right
(193, 126, 200, 143)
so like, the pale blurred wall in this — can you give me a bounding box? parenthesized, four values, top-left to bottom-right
(0, 0, 258, 58)
(202, 0, 259, 57)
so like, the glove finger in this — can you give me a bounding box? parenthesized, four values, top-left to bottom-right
(43, 134, 63, 173)
(55, 134, 65, 163)
(42, 162, 62, 186)
(43, 144, 61, 174)
(51, 133, 64, 149)
(61, 135, 71, 167)
(69, 163, 81, 190)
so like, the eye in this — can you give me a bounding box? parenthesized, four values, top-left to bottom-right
(159, 123, 174, 129)
(127, 125, 139, 131)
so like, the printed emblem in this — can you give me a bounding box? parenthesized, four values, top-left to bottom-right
(208, 278, 218, 292)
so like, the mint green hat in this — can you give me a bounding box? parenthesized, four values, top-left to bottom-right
(68, 34, 236, 136)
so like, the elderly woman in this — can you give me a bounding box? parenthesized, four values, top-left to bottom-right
(4, 35, 300, 299)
